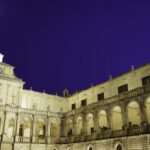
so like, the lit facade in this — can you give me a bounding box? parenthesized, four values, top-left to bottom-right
(0, 54, 150, 150)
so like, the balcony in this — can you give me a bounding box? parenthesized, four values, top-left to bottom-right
(14, 136, 61, 144)
(64, 87, 145, 117)
(15, 136, 31, 143)
(59, 124, 150, 144)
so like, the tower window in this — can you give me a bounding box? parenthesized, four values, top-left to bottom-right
(118, 84, 128, 94)
(71, 103, 76, 110)
(142, 75, 150, 86)
(97, 93, 104, 101)
(81, 99, 87, 106)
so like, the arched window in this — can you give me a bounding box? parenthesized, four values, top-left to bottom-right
(99, 110, 108, 128)
(35, 120, 45, 137)
(112, 106, 122, 130)
(146, 97, 150, 123)
(116, 144, 122, 150)
(20, 118, 31, 137)
(127, 101, 141, 125)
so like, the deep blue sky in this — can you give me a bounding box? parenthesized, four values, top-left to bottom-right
(0, 0, 150, 95)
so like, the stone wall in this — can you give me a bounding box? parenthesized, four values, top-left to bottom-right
(1, 134, 150, 150)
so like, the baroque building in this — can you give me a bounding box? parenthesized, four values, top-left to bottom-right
(0, 53, 150, 150)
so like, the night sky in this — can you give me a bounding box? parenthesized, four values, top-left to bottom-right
(0, 0, 150, 95)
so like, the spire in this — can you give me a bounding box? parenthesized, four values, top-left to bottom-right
(0, 53, 4, 63)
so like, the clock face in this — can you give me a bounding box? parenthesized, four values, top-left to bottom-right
(0, 68, 2, 75)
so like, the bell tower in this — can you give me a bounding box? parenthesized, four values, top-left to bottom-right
(0, 53, 24, 105)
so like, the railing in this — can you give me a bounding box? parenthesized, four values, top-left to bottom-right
(33, 136, 46, 144)
(60, 125, 150, 144)
(49, 137, 59, 144)
(97, 129, 112, 139)
(74, 135, 85, 142)
(15, 136, 31, 143)
(84, 134, 97, 142)
(112, 129, 125, 137)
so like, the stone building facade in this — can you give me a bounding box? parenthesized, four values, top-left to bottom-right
(0, 53, 150, 150)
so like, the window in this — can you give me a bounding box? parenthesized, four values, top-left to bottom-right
(97, 93, 104, 101)
(81, 99, 87, 106)
(142, 75, 150, 86)
(71, 103, 76, 110)
(118, 84, 128, 94)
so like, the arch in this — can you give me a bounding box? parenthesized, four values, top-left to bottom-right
(87, 145, 93, 150)
(115, 144, 122, 150)
(35, 119, 46, 137)
(112, 106, 123, 130)
(7, 118, 15, 137)
(86, 113, 94, 134)
(19, 118, 31, 137)
(50, 121, 60, 138)
(127, 101, 141, 125)
(89, 147, 93, 150)
(98, 110, 108, 128)
(52, 147, 59, 150)
(146, 97, 150, 124)
(76, 116, 82, 135)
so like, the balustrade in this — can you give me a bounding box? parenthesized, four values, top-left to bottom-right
(60, 124, 150, 144)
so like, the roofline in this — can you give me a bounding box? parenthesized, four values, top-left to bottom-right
(68, 62, 150, 97)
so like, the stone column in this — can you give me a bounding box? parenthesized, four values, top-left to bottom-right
(45, 117, 48, 144)
(72, 115, 77, 136)
(63, 119, 68, 137)
(47, 116, 51, 143)
(14, 107, 19, 143)
(106, 107, 112, 129)
(1, 110, 7, 142)
(138, 96, 147, 123)
(60, 117, 65, 137)
(17, 87, 21, 106)
(93, 109, 99, 134)
(121, 102, 128, 126)
(31, 114, 35, 143)
(82, 112, 87, 134)
(6, 84, 10, 104)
